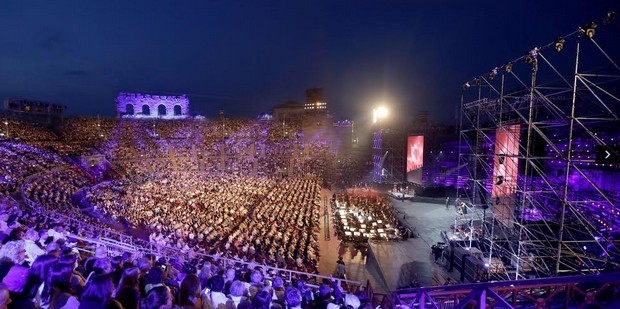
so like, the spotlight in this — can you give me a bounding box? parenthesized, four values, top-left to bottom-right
(581, 22, 597, 39)
(462, 82, 470, 90)
(602, 11, 616, 25)
(489, 67, 498, 80)
(474, 78, 481, 86)
(524, 48, 538, 71)
(554, 36, 565, 52)
(525, 48, 538, 63)
(505, 62, 513, 73)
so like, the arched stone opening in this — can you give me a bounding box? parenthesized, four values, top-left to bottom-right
(173, 105, 182, 116)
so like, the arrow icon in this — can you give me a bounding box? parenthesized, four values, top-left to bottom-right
(605, 150, 611, 159)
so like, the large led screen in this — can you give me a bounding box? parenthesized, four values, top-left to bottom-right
(406, 135, 424, 184)
(492, 124, 520, 228)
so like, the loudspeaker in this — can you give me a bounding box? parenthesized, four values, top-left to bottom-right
(496, 175, 504, 185)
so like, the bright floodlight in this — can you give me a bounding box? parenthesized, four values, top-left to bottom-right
(373, 106, 389, 124)
(377, 106, 388, 117)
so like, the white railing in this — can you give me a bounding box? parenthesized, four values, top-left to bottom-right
(21, 192, 132, 244)
(19, 165, 133, 244)
(69, 233, 364, 292)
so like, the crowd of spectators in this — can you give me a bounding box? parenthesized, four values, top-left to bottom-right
(1, 179, 368, 309)
(55, 117, 336, 181)
(23, 168, 91, 216)
(1, 117, 341, 254)
(0, 199, 368, 308)
(0, 116, 378, 308)
(333, 157, 372, 190)
(1, 116, 346, 188)
(0, 119, 56, 142)
(83, 174, 322, 273)
(238, 178, 321, 272)
(0, 143, 66, 192)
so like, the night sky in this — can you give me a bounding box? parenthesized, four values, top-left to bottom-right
(0, 1, 617, 124)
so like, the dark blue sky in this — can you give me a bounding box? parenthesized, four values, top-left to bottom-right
(0, 0, 617, 124)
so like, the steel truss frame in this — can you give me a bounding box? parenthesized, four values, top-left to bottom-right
(392, 272, 620, 309)
(456, 12, 620, 280)
(373, 128, 406, 183)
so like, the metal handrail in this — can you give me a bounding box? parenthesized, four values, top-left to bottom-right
(393, 272, 620, 308)
(67, 233, 364, 292)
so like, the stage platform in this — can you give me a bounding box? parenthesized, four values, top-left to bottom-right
(362, 199, 459, 290)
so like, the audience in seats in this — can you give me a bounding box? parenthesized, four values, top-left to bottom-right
(0, 117, 380, 308)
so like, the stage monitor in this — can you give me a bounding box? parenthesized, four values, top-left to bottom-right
(492, 124, 520, 228)
(406, 135, 424, 184)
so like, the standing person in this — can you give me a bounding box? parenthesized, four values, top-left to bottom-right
(335, 257, 345, 279)
(445, 197, 450, 209)
(114, 267, 140, 309)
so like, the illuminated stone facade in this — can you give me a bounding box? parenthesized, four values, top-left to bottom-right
(116, 92, 190, 119)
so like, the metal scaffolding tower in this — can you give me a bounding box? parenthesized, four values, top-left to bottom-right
(456, 11, 620, 280)
(373, 128, 406, 184)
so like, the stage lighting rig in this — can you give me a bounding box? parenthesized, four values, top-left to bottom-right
(554, 37, 565, 52)
(524, 55, 534, 64)
(372, 106, 389, 124)
(525, 48, 538, 63)
(580, 22, 597, 39)
(524, 48, 538, 71)
(602, 11, 616, 25)
(489, 67, 498, 80)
